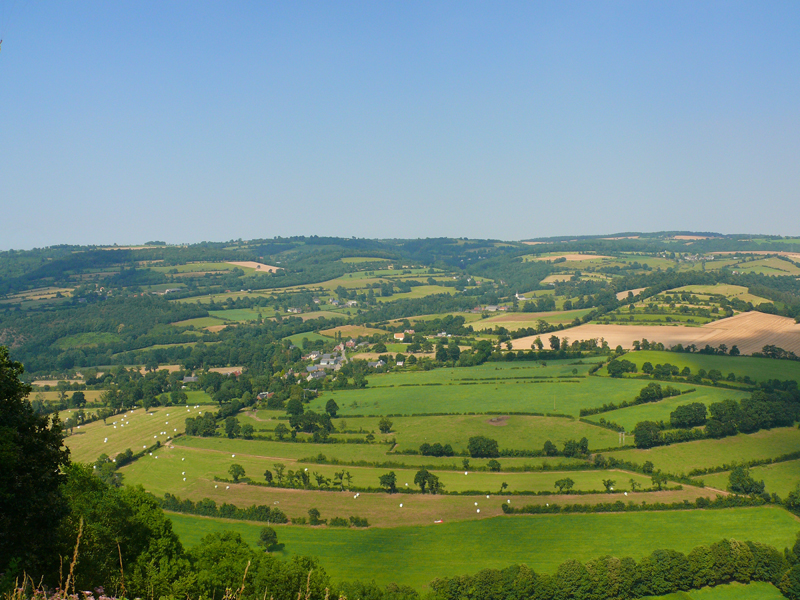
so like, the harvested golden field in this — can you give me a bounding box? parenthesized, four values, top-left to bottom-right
(225, 261, 280, 272)
(511, 311, 800, 355)
(616, 288, 646, 300)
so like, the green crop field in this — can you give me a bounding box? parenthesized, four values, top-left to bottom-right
(594, 386, 751, 431)
(167, 507, 799, 589)
(171, 316, 233, 329)
(307, 374, 698, 418)
(696, 459, 800, 498)
(644, 582, 784, 599)
(612, 350, 800, 384)
(606, 427, 800, 475)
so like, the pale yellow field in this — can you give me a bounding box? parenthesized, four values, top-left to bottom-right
(226, 261, 281, 272)
(512, 311, 800, 355)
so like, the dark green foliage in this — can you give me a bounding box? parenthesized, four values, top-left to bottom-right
(420, 442, 455, 457)
(229, 463, 245, 482)
(379, 471, 397, 493)
(378, 417, 393, 433)
(325, 398, 339, 417)
(0, 347, 70, 578)
(158, 493, 288, 523)
(607, 358, 637, 377)
(670, 402, 708, 428)
(467, 436, 499, 458)
(728, 466, 766, 496)
(633, 420, 662, 449)
(257, 526, 278, 551)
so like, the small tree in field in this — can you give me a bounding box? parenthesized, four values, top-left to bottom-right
(257, 527, 278, 551)
(229, 463, 245, 482)
(554, 478, 574, 493)
(379, 471, 397, 493)
(378, 417, 393, 433)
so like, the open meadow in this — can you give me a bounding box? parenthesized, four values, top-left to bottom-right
(167, 507, 800, 589)
(595, 386, 751, 431)
(609, 350, 800, 384)
(643, 582, 784, 600)
(696, 459, 800, 498)
(606, 427, 800, 476)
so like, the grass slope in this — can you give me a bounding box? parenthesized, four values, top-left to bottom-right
(168, 507, 799, 589)
(606, 427, 800, 475)
(614, 351, 800, 384)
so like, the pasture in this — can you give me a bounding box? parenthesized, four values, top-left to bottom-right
(171, 435, 584, 470)
(644, 582, 783, 600)
(307, 375, 698, 418)
(595, 386, 751, 431)
(607, 427, 800, 475)
(120, 442, 655, 499)
(167, 507, 799, 589)
(615, 350, 800, 384)
(64, 404, 212, 463)
(294, 414, 629, 452)
(697, 459, 800, 498)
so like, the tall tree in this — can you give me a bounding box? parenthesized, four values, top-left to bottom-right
(0, 346, 71, 577)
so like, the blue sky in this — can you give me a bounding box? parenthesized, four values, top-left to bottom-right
(1, 2, 799, 249)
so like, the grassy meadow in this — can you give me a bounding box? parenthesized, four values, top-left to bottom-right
(595, 386, 751, 431)
(167, 507, 800, 589)
(606, 427, 800, 475)
(696, 459, 800, 498)
(613, 350, 800, 384)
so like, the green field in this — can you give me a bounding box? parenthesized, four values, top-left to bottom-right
(275, 414, 629, 453)
(471, 309, 596, 331)
(613, 350, 800, 384)
(171, 316, 233, 329)
(121, 442, 654, 498)
(697, 459, 800, 497)
(308, 369, 699, 418)
(52, 331, 121, 349)
(282, 331, 332, 346)
(644, 582, 784, 599)
(208, 308, 277, 322)
(595, 386, 751, 431)
(170, 435, 584, 470)
(167, 507, 799, 589)
(340, 257, 388, 263)
(606, 427, 800, 475)
(65, 404, 212, 463)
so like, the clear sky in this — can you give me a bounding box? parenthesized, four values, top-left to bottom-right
(1, 2, 799, 249)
